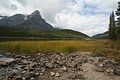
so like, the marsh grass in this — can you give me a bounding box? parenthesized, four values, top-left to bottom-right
(0, 40, 100, 53)
(0, 40, 120, 60)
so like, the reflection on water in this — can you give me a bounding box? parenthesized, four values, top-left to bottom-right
(0, 37, 82, 42)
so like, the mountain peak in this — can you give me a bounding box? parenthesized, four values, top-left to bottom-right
(29, 10, 42, 19)
(31, 10, 40, 16)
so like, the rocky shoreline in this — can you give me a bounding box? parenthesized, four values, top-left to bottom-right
(0, 51, 120, 80)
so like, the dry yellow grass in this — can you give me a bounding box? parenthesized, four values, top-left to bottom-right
(0, 40, 120, 59)
(0, 40, 100, 53)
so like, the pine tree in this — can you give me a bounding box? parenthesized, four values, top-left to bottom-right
(109, 11, 116, 40)
(116, 2, 120, 26)
(109, 14, 112, 39)
(116, 1, 120, 39)
(116, 27, 120, 39)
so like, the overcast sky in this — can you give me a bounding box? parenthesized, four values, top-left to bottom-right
(0, 0, 119, 36)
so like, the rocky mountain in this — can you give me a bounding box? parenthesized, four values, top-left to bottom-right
(0, 15, 6, 19)
(92, 31, 109, 39)
(0, 14, 26, 26)
(0, 10, 54, 30)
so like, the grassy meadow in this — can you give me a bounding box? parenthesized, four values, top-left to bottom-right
(0, 40, 120, 60)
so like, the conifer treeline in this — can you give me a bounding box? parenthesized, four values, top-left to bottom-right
(109, 1, 120, 40)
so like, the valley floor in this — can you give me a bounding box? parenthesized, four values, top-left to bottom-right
(0, 51, 120, 80)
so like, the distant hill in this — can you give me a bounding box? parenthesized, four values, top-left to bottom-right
(0, 10, 54, 30)
(92, 31, 109, 39)
(0, 26, 89, 40)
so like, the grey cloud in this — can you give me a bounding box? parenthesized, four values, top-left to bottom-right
(16, 0, 26, 6)
(0, 0, 11, 9)
(15, 0, 71, 23)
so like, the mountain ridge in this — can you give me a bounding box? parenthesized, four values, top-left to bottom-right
(92, 31, 109, 39)
(0, 10, 54, 30)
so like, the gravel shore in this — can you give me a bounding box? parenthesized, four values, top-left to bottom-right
(0, 51, 120, 80)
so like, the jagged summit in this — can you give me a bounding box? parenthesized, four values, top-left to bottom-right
(0, 10, 55, 30)
(29, 10, 42, 19)
(31, 10, 40, 16)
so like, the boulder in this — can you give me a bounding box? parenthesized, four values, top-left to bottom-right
(113, 67, 120, 75)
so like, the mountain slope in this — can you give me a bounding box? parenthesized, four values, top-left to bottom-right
(0, 26, 89, 40)
(92, 31, 109, 39)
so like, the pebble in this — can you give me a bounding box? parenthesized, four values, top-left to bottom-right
(61, 66, 67, 72)
(29, 62, 36, 67)
(50, 72, 55, 76)
(96, 67, 105, 72)
(55, 72, 61, 77)
(68, 73, 76, 79)
(35, 72, 40, 76)
(45, 62, 54, 68)
(23, 71, 32, 79)
(105, 68, 113, 73)
(99, 63, 104, 67)
(76, 73, 85, 79)
(15, 76, 22, 80)
(22, 71, 26, 74)
(30, 77, 35, 80)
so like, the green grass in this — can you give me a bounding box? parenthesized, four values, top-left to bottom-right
(0, 40, 120, 60)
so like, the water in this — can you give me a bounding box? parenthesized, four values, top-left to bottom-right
(0, 54, 4, 58)
(0, 52, 14, 63)
(0, 37, 82, 42)
(0, 58, 14, 63)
